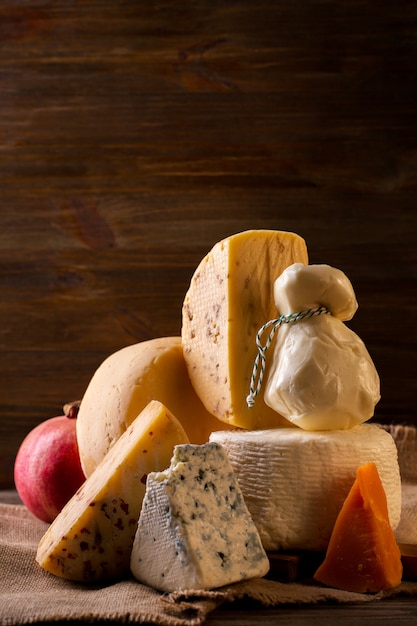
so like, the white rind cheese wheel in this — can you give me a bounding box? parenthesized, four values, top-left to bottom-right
(382, 424, 417, 545)
(181, 229, 309, 430)
(210, 424, 402, 551)
(76, 337, 229, 477)
(130, 442, 269, 591)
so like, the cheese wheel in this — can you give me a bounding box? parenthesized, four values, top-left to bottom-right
(181, 229, 309, 429)
(210, 424, 402, 551)
(76, 337, 229, 477)
(382, 424, 417, 545)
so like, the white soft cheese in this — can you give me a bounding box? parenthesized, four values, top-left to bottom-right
(272, 262, 358, 321)
(210, 425, 402, 552)
(130, 442, 269, 591)
(264, 263, 380, 430)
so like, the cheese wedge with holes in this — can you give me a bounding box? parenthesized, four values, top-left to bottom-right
(181, 230, 308, 429)
(210, 425, 402, 551)
(130, 442, 270, 591)
(36, 401, 189, 582)
(76, 337, 229, 477)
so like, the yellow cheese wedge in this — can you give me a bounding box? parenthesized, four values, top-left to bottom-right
(36, 400, 189, 583)
(181, 229, 309, 429)
(76, 337, 229, 476)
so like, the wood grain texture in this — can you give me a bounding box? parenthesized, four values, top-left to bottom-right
(0, 1, 416, 487)
(205, 597, 417, 626)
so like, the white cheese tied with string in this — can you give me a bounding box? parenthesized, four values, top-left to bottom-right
(254, 263, 381, 431)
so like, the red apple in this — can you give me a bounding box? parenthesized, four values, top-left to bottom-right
(14, 405, 86, 523)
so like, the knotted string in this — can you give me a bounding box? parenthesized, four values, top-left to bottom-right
(246, 305, 331, 409)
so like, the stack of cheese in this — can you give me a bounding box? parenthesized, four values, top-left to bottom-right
(180, 231, 400, 547)
(36, 229, 403, 594)
(181, 231, 402, 592)
(37, 230, 307, 589)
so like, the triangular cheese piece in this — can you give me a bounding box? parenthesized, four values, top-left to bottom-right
(36, 400, 189, 583)
(130, 442, 270, 591)
(314, 462, 402, 593)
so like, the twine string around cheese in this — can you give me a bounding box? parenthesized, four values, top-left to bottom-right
(246, 305, 331, 409)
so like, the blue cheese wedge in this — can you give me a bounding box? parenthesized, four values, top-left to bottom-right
(130, 442, 270, 591)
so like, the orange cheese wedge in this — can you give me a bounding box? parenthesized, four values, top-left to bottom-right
(314, 462, 402, 593)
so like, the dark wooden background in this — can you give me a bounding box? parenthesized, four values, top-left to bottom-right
(0, 1, 416, 489)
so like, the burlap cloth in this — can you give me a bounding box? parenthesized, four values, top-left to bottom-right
(3, 423, 417, 625)
(383, 424, 417, 545)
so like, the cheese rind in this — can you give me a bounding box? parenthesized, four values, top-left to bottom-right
(130, 442, 270, 591)
(36, 401, 189, 582)
(76, 337, 228, 476)
(210, 425, 401, 551)
(181, 229, 309, 430)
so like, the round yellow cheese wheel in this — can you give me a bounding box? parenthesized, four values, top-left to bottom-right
(76, 337, 230, 476)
